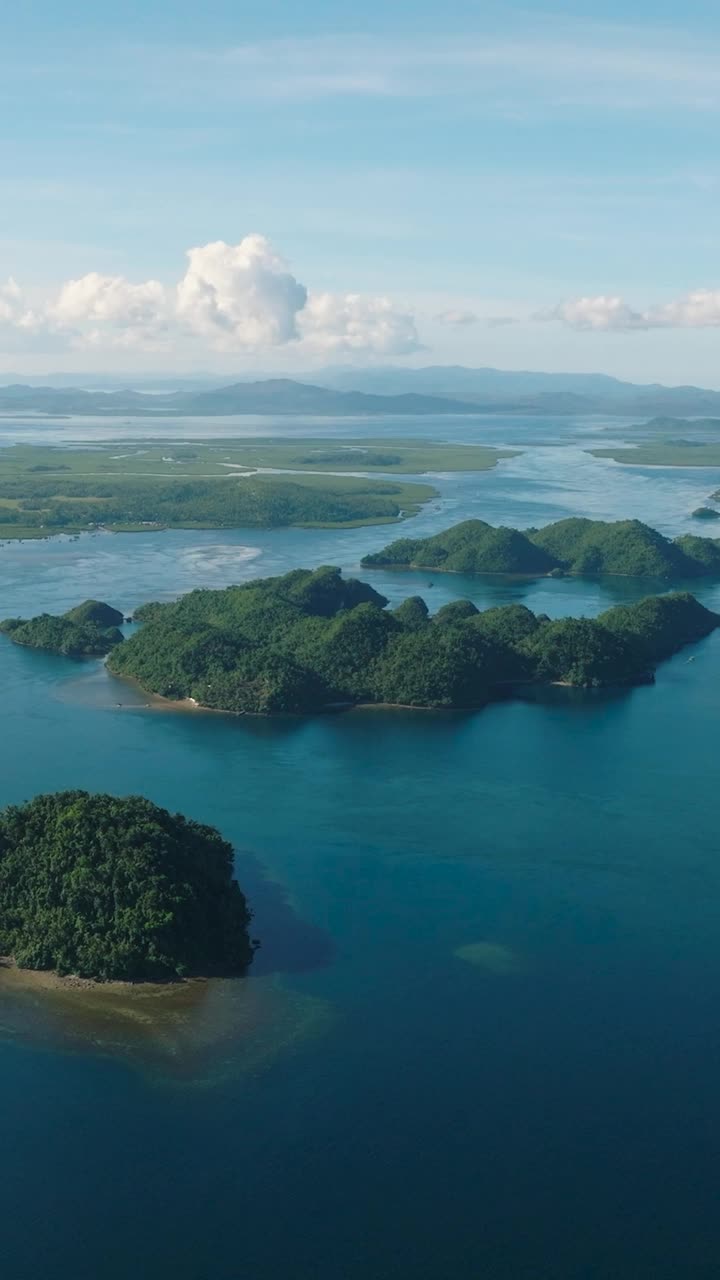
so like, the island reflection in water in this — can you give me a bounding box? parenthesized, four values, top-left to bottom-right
(0, 852, 334, 1086)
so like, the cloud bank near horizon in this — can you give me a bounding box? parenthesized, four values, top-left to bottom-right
(547, 290, 720, 332)
(3, 234, 720, 362)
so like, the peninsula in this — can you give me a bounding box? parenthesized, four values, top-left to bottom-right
(0, 791, 255, 982)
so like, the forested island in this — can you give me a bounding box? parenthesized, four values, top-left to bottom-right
(98, 567, 720, 712)
(362, 517, 720, 579)
(0, 599, 124, 654)
(0, 791, 254, 982)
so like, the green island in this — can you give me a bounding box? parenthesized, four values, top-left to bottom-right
(0, 791, 255, 982)
(692, 507, 720, 521)
(77, 567, 720, 711)
(0, 599, 125, 655)
(0, 439, 516, 539)
(362, 517, 720, 578)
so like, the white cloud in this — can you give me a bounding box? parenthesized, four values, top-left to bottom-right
(548, 289, 720, 332)
(435, 309, 479, 326)
(52, 272, 167, 328)
(0, 278, 24, 325)
(300, 292, 420, 355)
(648, 288, 720, 328)
(0, 277, 70, 353)
(176, 235, 308, 349)
(0, 236, 421, 359)
(547, 295, 648, 331)
(47, 271, 169, 350)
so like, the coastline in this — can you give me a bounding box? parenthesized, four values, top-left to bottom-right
(110, 669, 657, 721)
(361, 561, 708, 583)
(0, 956, 201, 996)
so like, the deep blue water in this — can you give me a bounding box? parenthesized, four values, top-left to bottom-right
(2, 415, 720, 1279)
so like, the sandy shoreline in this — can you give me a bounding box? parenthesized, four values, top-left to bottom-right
(0, 957, 205, 998)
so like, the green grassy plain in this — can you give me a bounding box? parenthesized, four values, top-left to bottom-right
(0, 442, 443, 539)
(590, 443, 720, 467)
(0, 438, 515, 479)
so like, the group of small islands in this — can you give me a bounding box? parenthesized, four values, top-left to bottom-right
(4, 513, 720, 991)
(3, 525, 719, 711)
(2, 577, 716, 990)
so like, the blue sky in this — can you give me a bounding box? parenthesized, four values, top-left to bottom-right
(3, 1, 720, 382)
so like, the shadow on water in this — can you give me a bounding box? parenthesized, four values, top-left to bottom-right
(234, 851, 335, 976)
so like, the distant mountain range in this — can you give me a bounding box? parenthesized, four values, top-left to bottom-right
(3, 367, 720, 417)
(0, 379, 480, 417)
(313, 366, 720, 415)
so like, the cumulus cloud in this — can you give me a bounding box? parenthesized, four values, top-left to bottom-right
(648, 288, 720, 328)
(0, 277, 71, 352)
(0, 278, 25, 325)
(546, 295, 648, 331)
(548, 288, 720, 332)
(0, 235, 422, 359)
(47, 271, 169, 349)
(176, 235, 308, 348)
(435, 308, 480, 326)
(52, 272, 167, 328)
(300, 292, 420, 354)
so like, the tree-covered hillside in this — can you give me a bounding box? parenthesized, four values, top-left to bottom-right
(363, 517, 720, 579)
(104, 567, 719, 711)
(0, 599, 125, 655)
(0, 792, 254, 981)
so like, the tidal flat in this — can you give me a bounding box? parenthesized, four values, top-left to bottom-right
(0, 962, 332, 1087)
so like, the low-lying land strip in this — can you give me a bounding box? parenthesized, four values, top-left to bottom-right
(590, 419, 720, 467)
(0, 439, 518, 539)
(0, 442, 458, 537)
(0, 439, 515, 479)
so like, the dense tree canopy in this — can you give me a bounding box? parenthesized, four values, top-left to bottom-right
(0, 472, 429, 535)
(363, 517, 720, 579)
(0, 599, 124, 655)
(105, 566, 720, 710)
(0, 792, 254, 981)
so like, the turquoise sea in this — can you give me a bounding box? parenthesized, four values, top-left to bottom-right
(3, 415, 720, 1278)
